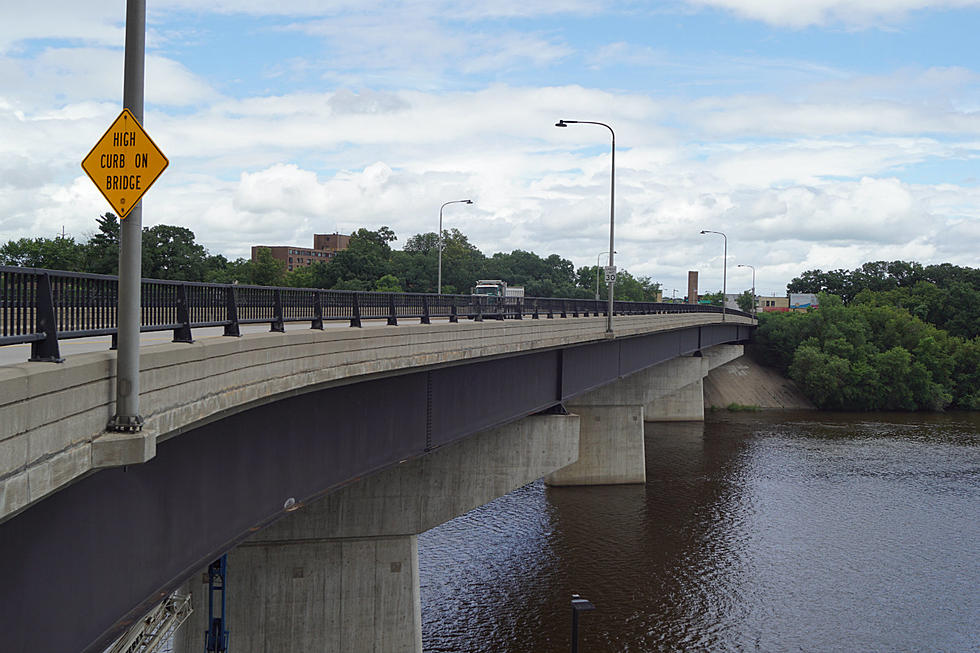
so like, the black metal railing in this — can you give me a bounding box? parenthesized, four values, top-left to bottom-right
(0, 266, 751, 362)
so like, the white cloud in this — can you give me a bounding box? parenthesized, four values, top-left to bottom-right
(684, 0, 980, 28)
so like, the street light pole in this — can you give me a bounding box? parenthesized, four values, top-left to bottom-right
(437, 199, 473, 294)
(595, 250, 615, 301)
(738, 263, 755, 317)
(109, 0, 146, 432)
(556, 119, 616, 334)
(700, 230, 727, 322)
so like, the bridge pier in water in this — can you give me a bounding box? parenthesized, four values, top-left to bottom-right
(173, 413, 579, 653)
(547, 344, 743, 485)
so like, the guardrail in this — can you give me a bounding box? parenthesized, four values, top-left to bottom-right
(0, 266, 750, 362)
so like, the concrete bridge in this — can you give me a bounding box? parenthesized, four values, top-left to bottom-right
(0, 310, 752, 653)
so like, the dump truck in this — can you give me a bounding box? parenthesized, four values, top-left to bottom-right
(472, 280, 524, 298)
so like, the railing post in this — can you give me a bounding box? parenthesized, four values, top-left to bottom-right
(495, 297, 504, 320)
(547, 300, 554, 319)
(271, 289, 285, 332)
(311, 291, 324, 330)
(29, 272, 63, 362)
(421, 295, 431, 325)
(450, 301, 459, 323)
(223, 285, 241, 337)
(561, 299, 567, 318)
(532, 299, 539, 319)
(474, 296, 484, 322)
(515, 298, 523, 320)
(387, 294, 398, 326)
(173, 283, 193, 343)
(572, 301, 579, 318)
(350, 293, 362, 328)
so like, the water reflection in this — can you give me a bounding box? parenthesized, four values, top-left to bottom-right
(419, 412, 980, 652)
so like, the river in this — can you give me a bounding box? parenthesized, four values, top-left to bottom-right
(418, 411, 980, 652)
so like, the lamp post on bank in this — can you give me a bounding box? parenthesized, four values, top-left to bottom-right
(570, 594, 595, 653)
(556, 119, 616, 334)
(700, 229, 727, 322)
(437, 199, 473, 294)
(738, 263, 755, 316)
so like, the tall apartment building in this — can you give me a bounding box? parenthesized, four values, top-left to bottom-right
(251, 233, 351, 271)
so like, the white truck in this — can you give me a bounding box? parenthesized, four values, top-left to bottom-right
(473, 279, 524, 298)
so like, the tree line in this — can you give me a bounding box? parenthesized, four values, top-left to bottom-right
(0, 213, 662, 301)
(756, 260, 980, 411)
(787, 260, 980, 339)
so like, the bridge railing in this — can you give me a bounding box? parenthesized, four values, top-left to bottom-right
(0, 265, 751, 362)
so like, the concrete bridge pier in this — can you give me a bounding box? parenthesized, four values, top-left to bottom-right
(645, 344, 743, 421)
(172, 412, 580, 653)
(546, 344, 744, 486)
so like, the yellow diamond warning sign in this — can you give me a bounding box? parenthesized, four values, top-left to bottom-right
(81, 109, 168, 219)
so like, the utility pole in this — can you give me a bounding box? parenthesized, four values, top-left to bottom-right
(108, 0, 146, 432)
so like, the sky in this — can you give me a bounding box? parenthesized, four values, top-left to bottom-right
(2, 0, 980, 297)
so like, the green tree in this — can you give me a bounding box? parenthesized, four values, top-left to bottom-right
(317, 228, 393, 289)
(141, 224, 208, 280)
(82, 213, 120, 274)
(736, 290, 755, 313)
(375, 274, 403, 292)
(0, 236, 84, 270)
(250, 247, 286, 286)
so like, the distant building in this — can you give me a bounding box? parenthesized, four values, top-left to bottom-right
(251, 233, 351, 272)
(757, 295, 790, 312)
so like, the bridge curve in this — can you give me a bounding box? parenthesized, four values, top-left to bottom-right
(0, 313, 752, 653)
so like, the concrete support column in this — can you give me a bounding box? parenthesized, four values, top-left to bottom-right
(644, 378, 705, 421)
(173, 413, 580, 653)
(545, 404, 645, 486)
(176, 536, 421, 653)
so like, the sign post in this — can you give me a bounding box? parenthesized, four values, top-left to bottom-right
(81, 0, 158, 432)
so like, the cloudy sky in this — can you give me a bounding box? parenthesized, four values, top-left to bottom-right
(3, 0, 979, 296)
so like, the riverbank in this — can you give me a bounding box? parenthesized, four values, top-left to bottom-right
(703, 348, 815, 410)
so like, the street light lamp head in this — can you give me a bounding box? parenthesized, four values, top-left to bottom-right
(464, 199, 473, 204)
(700, 230, 707, 234)
(555, 120, 568, 127)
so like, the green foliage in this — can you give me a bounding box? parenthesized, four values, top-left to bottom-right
(141, 224, 209, 281)
(375, 274, 403, 292)
(700, 291, 724, 306)
(736, 290, 755, 313)
(0, 235, 84, 270)
(250, 247, 286, 286)
(82, 213, 120, 274)
(789, 260, 980, 339)
(757, 290, 974, 411)
(726, 403, 761, 412)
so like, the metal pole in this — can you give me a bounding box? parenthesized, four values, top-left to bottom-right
(738, 264, 755, 317)
(700, 230, 727, 322)
(437, 199, 471, 295)
(594, 251, 612, 301)
(722, 232, 727, 322)
(555, 120, 615, 333)
(595, 252, 602, 301)
(438, 203, 444, 295)
(571, 609, 580, 653)
(109, 0, 145, 431)
(607, 127, 615, 334)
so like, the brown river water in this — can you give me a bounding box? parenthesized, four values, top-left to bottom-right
(418, 411, 980, 652)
